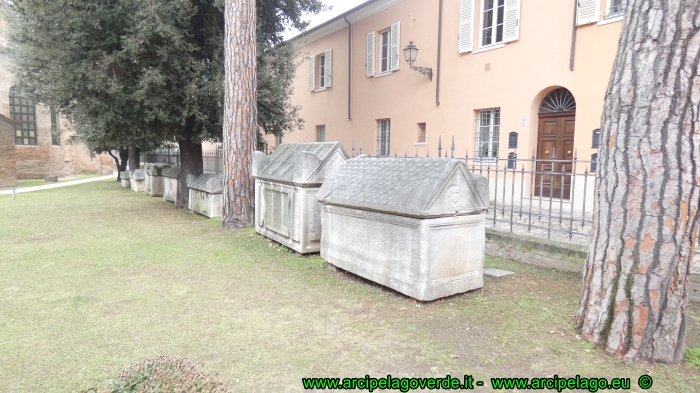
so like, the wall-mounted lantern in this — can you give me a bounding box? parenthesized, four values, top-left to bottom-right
(507, 152, 518, 169)
(403, 41, 433, 81)
(508, 132, 518, 149)
(592, 129, 600, 148)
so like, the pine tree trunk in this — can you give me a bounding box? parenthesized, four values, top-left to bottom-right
(221, 0, 257, 229)
(176, 138, 203, 210)
(575, 0, 700, 363)
(128, 146, 141, 171)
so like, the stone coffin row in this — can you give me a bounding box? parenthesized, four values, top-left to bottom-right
(252, 143, 489, 301)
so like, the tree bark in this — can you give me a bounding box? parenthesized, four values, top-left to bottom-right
(575, 0, 700, 363)
(176, 138, 203, 209)
(119, 148, 129, 174)
(108, 150, 122, 181)
(221, 0, 257, 229)
(128, 146, 141, 172)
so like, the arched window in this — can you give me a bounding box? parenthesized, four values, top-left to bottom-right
(539, 88, 576, 113)
(9, 87, 37, 145)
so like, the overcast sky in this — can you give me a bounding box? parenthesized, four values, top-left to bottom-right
(283, 0, 368, 40)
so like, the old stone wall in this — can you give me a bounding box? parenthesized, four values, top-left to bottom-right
(0, 116, 17, 187)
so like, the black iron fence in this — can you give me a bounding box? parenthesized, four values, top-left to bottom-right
(141, 148, 181, 167)
(203, 147, 223, 175)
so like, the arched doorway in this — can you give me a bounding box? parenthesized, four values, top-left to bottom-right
(535, 88, 576, 198)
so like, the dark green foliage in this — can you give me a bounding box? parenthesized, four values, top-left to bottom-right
(3, 0, 325, 151)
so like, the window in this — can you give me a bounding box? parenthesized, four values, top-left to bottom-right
(50, 106, 60, 146)
(417, 123, 426, 143)
(481, 0, 505, 47)
(476, 109, 500, 159)
(316, 125, 326, 142)
(380, 31, 390, 73)
(276, 133, 283, 147)
(606, 0, 626, 18)
(377, 119, 390, 156)
(10, 87, 37, 146)
(366, 22, 400, 77)
(309, 50, 332, 91)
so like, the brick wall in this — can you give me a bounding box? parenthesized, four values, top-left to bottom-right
(0, 115, 17, 187)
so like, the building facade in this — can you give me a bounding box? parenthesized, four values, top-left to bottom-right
(0, 14, 113, 184)
(274, 0, 625, 206)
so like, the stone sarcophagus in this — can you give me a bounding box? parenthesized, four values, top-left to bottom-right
(120, 171, 131, 188)
(252, 143, 348, 254)
(130, 169, 145, 192)
(187, 174, 223, 218)
(162, 166, 181, 203)
(144, 163, 172, 197)
(317, 157, 490, 301)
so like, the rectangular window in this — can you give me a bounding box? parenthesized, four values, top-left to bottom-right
(319, 54, 326, 89)
(316, 125, 326, 142)
(417, 123, 426, 143)
(481, 0, 505, 47)
(276, 134, 283, 147)
(11, 95, 37, 145)
(50, 106, 60, 146)
(377, 119, 391, 156)
(476, 109, 500, 159)
(606, 0, 626, 18)
(380, 31, 390, 73)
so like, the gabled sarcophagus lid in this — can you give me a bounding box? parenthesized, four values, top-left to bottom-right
(252, 142, 349, 187)
(187, 173, 223, 194)
(162, 166, 182, 179)
(317, 157, 489, 218)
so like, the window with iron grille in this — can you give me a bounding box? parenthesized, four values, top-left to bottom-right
(10, 87, 37, 146)
(476, 109, 500, 159)
(50, 106, 60, 145)
(606, 0, 626, 18)
(417, 123, 426, 143)
(377, 119, 390, 156)
(316, 125, 326, 142)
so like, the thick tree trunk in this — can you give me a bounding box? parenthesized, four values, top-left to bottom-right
(128, 146, 141, 171)
(176, 138, 203, 209)
(575, 0, 700, 363)
(119, 148, 129, 174)
(107, 150, 122, 181)
(221, 0, 257, 229)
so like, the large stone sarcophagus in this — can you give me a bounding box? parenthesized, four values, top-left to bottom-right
(187, 174, 223, 218)
(130, 169, 145, 193)
(162, 166, 181, 203)
(317, 157, 489, 301)
(120, 171, 131, 188)
(252, 143, 348, 254)
(145, 163, 172, 197)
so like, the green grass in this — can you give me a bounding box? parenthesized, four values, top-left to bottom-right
(0, 181, 699, 392)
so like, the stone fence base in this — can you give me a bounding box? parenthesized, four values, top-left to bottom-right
(485, 228, 699, 303)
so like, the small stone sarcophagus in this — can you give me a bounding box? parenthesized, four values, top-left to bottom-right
(130, 169, 146, 193)
(162, 166, 181, 203)
(120, 171, 131, 188)
(252, 143, 349, 254)
(187, 174, 223, 218)
(145, 163, 172, 197)
(317, 157, 490, 301)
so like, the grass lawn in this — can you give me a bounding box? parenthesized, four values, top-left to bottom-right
(0, 181, 699, 392)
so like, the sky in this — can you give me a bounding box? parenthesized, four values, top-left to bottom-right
(283, 0, 368, 40)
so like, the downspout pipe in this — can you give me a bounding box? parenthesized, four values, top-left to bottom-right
(570, 0, 578, 70)
(344, 16, 352, 120)
(436, 0, 443, 105)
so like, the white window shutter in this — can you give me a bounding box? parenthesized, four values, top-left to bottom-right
(458, 0, 475, 53)
(324, 50, 332, 88)
(577, 0, 601, 25)
(309, 55, 316, 91)
(366, 32, 375, 77)
(503, 0, 521, 42)
(390, 22, 400, 71)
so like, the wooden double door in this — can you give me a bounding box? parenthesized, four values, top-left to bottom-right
(535, 111, 575, 199)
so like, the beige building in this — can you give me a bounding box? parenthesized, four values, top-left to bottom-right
(0, 13, 113, 185)
(273, 0, 625, 204)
